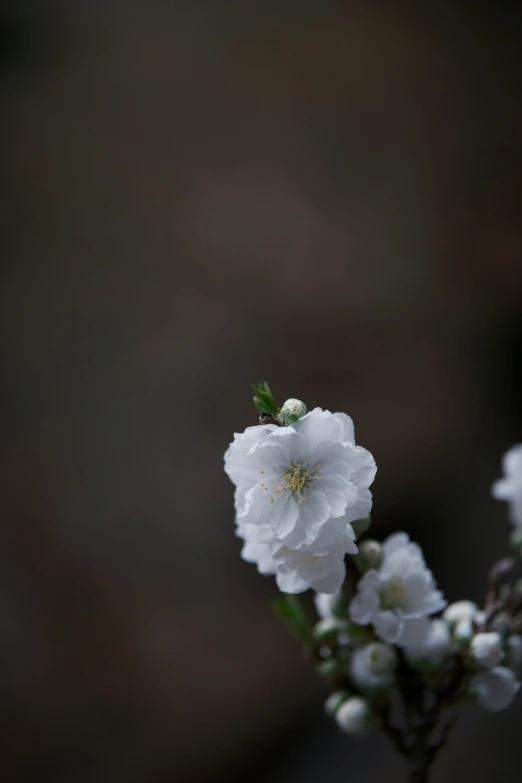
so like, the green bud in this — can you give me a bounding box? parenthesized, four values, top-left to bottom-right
(510, 527, 522, 553)
(316, 658, 343, 679)
(324, 690, 351, 717)
(280, 398, 307, 424)
(352, 516, 371, 538)
(355, 540, 383, 571)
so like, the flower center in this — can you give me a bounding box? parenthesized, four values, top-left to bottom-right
(380, 576, 407, 610)
(272, 460, 321, 502)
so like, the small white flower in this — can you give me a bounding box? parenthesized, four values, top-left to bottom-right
(349, 533, 446, 646)
(314, 590, 343, 619)
(471, 666, 521, 712)
(443, 600, 479, 628)
(492, 444, 522, 526)
(470, 632, 504, 669)
(404, 619, 452, 668)
(335, 696, 374, 736)
(350, 642, 398, 690)
(225, 408, 376, 550)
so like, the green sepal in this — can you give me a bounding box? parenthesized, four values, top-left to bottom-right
(272, 593, 312, 642)
(252, 382, 280, 416)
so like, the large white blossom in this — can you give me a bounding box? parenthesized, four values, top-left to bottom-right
(226, 408, 376, 592)
(349, 533, 446, 646)
(492, 444, 522, 526)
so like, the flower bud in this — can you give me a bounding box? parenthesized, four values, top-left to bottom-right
(491, 612, 512, 637)
(352, 516, 371, 538)
(470, 666, 521, 712)
(510, 526, 522, 554)
(280, 398, 307, 424)
(350, 642, 397, 690)
(354, 540, 383, 572)
(404, 619, 452, 669)
(335, 696, 374, 736)
(470, 632, 503, 669)
(324, 690, 351, 717)
(443, 600, 479, 629)
(313, 617, 348, 641)
(506, 635, 522, 675)
(454, 617, 474, 647)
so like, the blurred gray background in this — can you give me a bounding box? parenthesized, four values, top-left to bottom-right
(1, 1, 522, 781)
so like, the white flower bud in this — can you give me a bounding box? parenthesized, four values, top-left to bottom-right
(355, 539, 383, 571)
(470, 632, 504, 669)
(454, 617, 474, 646)
(313, 617, 348, 641)
(404, 619, 452, 668)
(280, 398, 307, 424)
(490, 612, 512, 637)
(506, 635, 522, 675)
(350, 642, 397, 690)
(443, 600, 479, 629)
(325, 690, 350, 717)
(471, 666, 521, 712)
(335, 696, 374, 736)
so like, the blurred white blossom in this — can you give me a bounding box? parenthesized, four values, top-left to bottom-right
(470, 632, 504, 669)
(471, 666, 521, 712)
(492, 444, 522, 526)
(335, 696, 374, 736)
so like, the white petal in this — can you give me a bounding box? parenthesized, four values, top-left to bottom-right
(373, 611, 404, 644)
(311, 561, 346, 594)
(275, 568, 310, 594)
(317, 474, 357, 518)
(398, 617, 430, 646)
(293, 408, 343, 448)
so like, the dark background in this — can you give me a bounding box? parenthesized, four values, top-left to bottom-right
(1, 1, 522, 781)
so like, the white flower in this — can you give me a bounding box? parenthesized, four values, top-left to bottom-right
(492, 444, 522, 526)
(470, 632, 504, 669)
(225, 408, 376, 550)
(350, 642, 398, 690)
(443, 600, 479, 628)
(471, 666, 521, 712)
(404, 619, 452, 668)
(314, 590, 342, 619)
(335, 696, 374, 736)
(349, 533, 446, 646)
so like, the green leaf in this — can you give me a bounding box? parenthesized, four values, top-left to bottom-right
(272, 594, 312, 642)
(252, 382, 280, 416)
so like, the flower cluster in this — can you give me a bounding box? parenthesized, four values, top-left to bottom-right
(225, 404, 376, 593)
(225, 388, 522, 777)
